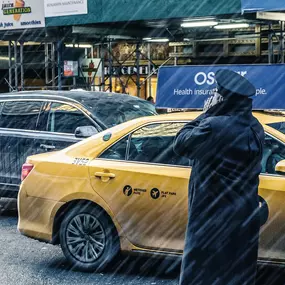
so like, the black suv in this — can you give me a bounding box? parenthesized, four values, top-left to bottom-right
(0, 91, 157, 197)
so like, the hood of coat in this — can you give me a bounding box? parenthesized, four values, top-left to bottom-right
(205, 95, 253, 117)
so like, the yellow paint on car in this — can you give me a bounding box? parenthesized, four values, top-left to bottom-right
(17, 111, 285, 262)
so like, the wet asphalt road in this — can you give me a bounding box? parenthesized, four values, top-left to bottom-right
(0, 198, 285, 285)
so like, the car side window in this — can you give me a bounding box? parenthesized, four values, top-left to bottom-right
(127, 122, 191, 167)
(262, 134, 285, 174)
(46, 102, 94, 134)
(0, 101, 43, 130)
(99, 136, 129, 160)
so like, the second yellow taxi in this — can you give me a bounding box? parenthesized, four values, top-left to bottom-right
(18, 111, 285, 271)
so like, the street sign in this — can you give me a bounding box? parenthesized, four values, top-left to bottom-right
(241, 0, 285, 13)
(44, 0, 88, 17)
(0, 0, 45, 30)
(80, 58, 102, 78)
(156, 64, 285, 110)
(64, 61, 78, 77)
(257, 12, 285, 21)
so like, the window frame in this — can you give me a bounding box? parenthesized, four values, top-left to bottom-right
(36, 100, 100, 135)
(262, 132, 285, 177)
(98, 120, 191, 168)
(98, 122, 285, 173)
(44, 101, 95, 135)
(0, 98, 101, 136)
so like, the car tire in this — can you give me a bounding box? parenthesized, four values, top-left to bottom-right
(60, 203, 120, 272)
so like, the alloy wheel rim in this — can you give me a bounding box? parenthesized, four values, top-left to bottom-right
(66, 213, 106, 263)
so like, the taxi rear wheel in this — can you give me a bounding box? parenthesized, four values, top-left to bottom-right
(60, 204, 120, 272)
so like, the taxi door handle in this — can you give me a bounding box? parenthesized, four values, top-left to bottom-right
(94, 172, 116, 179)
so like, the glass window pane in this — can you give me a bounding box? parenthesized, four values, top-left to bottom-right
(47, 103, 94, 134)
(0, 101, 42, 130)
(267, 122, 285, 135)
(99, 136, 128, 160)
(262, 134, 285, 174)
(128, 122, 192, 167)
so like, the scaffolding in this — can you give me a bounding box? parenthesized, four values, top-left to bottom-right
(5, 37, 171, 99)
(3, 20, 285, 95)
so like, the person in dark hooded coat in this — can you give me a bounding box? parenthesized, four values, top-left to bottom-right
(174, 69, 265, 285)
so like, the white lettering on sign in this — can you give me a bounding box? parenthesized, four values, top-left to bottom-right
(194, 72, 215, 85)
(194, 71, 248, 86)
(174, 89, 193, 95)
(256, 88, 267, 95)
(174, 88, 215, 96)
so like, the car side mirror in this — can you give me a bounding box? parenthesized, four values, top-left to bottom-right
(275, 160, 285, 174)
(75, 126, 98, 138)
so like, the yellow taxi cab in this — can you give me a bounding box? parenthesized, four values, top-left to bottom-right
(18, 111, 285, 271)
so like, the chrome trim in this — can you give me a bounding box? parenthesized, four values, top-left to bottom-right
(0, 128, 81, 142)
(0, 183, 18, 187)
(257, 258, 285, 266)
(96, 158, 192, 169)
(0, 95, 81, 105)
(132, 249, 182, 257)
(261, 173, 285, 178)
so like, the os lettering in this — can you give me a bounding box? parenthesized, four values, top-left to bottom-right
(194, 71, 248, 86)
(194, 72, 215, 86)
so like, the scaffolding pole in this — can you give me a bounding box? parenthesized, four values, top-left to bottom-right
(20, 41, 24, 90)
(136, 43, 140, 98)
(14, 41, 18, 91)
(8, 41, 12, 92)
(108, 41, 113, 92)
(57, 40, 63, 90)
(100, 43, 105, 91)
(45, 43, 49, 85)
(281, 21, 285, 64)
(147, 43, 152, 99)
(51, 43, 56, 88)
(268, 23, 274, 64)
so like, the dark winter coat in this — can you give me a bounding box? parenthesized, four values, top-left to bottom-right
(174, 97, 264, 285)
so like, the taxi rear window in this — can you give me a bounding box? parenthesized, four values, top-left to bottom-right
(267, 122, 285, 135)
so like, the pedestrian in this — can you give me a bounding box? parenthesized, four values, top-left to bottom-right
(173, 69, 264, 285)
(146, 96, 155, 104)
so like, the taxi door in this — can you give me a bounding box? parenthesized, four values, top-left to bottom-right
(89, 122, 190, 251)
(258, 175, 285, 261)
(258, 133, 285, 261)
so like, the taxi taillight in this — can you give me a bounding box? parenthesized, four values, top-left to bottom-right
(21, 163, 34, 181)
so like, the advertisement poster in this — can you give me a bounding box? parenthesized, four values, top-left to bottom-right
(64, 61, 78, 77)
(44, 0, 88, 17)
(156, 65, 285, 110)
(0, 0, 45, 30)
(80, 58, 102, 79)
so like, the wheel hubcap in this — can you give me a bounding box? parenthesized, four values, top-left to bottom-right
(66, 213, 106, 263)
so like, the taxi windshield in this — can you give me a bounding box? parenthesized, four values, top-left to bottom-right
(267, 122, 285, 135)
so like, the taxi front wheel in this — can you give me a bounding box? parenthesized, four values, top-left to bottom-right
(59, 204, 120, 272)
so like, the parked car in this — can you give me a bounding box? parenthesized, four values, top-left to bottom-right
(0, 91, 156, 198)
(18, 111, 285, 271)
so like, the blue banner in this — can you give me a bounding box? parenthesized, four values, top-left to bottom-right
(156, 64, 285, 109)
(241, 0, 285, 12)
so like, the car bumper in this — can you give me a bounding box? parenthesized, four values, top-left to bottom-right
(17, 184, 65, 242)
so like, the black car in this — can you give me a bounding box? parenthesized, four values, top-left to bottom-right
(0, 91, 157, 198)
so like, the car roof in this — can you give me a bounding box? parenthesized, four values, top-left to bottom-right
(0, 90, 147, 106)
(121, 110, 285, 124)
